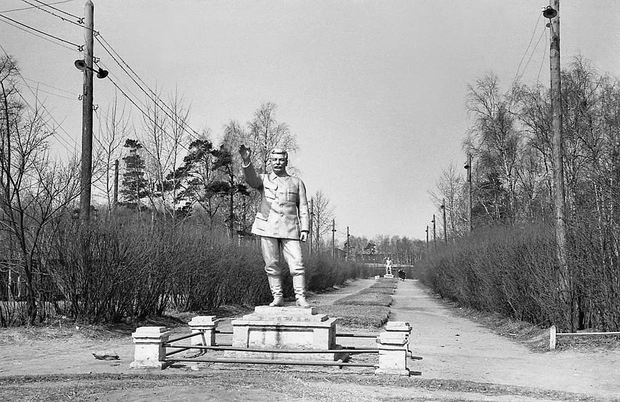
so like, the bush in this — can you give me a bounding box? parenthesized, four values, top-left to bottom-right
(418, 222, 620, 333)
(29, 218, 369, 326)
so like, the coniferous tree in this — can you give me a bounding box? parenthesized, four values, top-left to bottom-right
(120, 139, 149, 210)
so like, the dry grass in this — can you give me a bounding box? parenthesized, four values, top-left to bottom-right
(314, 304, 390, 328)
(451, 305, 554, 352)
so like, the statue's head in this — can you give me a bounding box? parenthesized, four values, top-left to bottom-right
(270, 148, 288, 175)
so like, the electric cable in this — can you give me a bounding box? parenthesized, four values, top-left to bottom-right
(22, 77, 78, 97)
(516, 28, 546, 85)
(0, 14, 77, 52)
(0, 0, 75, 14)
(0, 42, 79, 154)
(104, 72, 187, 158)
(30, 0, 80, 20)
(536, 28, 548, 85)
(0, 12, 81, 50)
(96, 33, 202, 139)
(513, 12, 543, 85)
(20, 0, 84, 28)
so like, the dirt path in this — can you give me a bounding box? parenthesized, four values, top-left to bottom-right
(1, 278, 619, 401)
(391, 279, 620, 400)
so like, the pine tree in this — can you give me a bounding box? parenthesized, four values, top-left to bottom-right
(120, 139, 148, 210)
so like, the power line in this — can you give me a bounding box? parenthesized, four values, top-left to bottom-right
(14, 86, 79, 155)
(0, 0, 75, 13)
(0, 42, 79, 154)
(20, 0, 84, 28)
(96, 33, 202, 140)
(0, 12, 82, 50)
(516, 28, 546, 86)
(105, 72, 188, 156)
(536, 28, 548, 85)
(0, 14, 77, 52)
(513, 12, 543, 85)
(22, 77, 78, 97)
(30, 0, 80, 20)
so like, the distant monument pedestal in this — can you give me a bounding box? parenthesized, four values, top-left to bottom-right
(384, 274, 394, 279)
(226, 306, 344, 361)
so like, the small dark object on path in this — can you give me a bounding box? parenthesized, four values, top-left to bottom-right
(92, 350, 120, 360)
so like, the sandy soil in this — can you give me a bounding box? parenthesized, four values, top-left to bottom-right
(0, 278, 618, 402)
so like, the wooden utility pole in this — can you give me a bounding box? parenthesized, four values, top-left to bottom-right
(547, 0, 571, 328)
(331, 219, 336, 258)
(441, 198, 447, 244)
(309, 198, 313, 255)
(113, 159, 119, 210)
(432, 214, 436, 250)
(79, 0, 94, 224)
(466, 153, 472, 233)
(345, 226, 350, 261)
(425, 225, 429, 251)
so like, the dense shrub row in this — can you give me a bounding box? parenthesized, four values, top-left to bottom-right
(317, 279, 396, 327)
(418, 223, 620, 333)
(0, 218, 370, 326)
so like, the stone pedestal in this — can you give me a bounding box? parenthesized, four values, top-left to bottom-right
(227, 306, 342, 361)
(130, 326, 170, 369)
(385, 321, 413, 357)
(375, 331, 410, 376)
(384, 274, 394, 279)
(188, 316, 217, 346)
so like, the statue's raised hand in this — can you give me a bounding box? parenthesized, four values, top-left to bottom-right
(238, 144, 252, 164)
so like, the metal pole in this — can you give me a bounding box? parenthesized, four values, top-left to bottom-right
(79, 0, 94, 224)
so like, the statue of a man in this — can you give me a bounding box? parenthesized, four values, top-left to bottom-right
(239, 145, 311, 308)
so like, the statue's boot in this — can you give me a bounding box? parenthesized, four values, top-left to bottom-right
(267, 275, 284, 307)
(293, 274, 310, 308)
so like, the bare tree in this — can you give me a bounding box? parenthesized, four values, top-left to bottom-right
(142, 86, 190, 216)
(465, 73, 522, 224)
(429, 164, 467, 239)
(247, 102, 298, 173)
(93, 92, 131, 212)
(310, 190, 334, 254)
(0, 55, 81, 324)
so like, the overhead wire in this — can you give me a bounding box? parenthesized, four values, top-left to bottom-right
(29, 0, 80, 21)
(22, 77, 78, 98)
(0, 14, 78, 52)
(3, 0, 201, 162)
(96, 33, 202, 140)
(516, 28, 547, 85)
(0, 12, 82, 50)
(0, 42, 79, 155)
(20, 0, 84, 28)
(13, 87, 78, 155)
(512, 12, 543, 85)
(103, 71, 183, 158)
(536, 27, 549, 85)
(0, 0, 75, 14)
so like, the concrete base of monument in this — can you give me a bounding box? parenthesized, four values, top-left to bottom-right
(225, 306, 346, 361)
(384, 274, 394, 279)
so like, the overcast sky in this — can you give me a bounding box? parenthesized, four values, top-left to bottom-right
(2, 0, 620, 242)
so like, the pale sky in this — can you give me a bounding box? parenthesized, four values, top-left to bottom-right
(2, 0, 620, 242)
